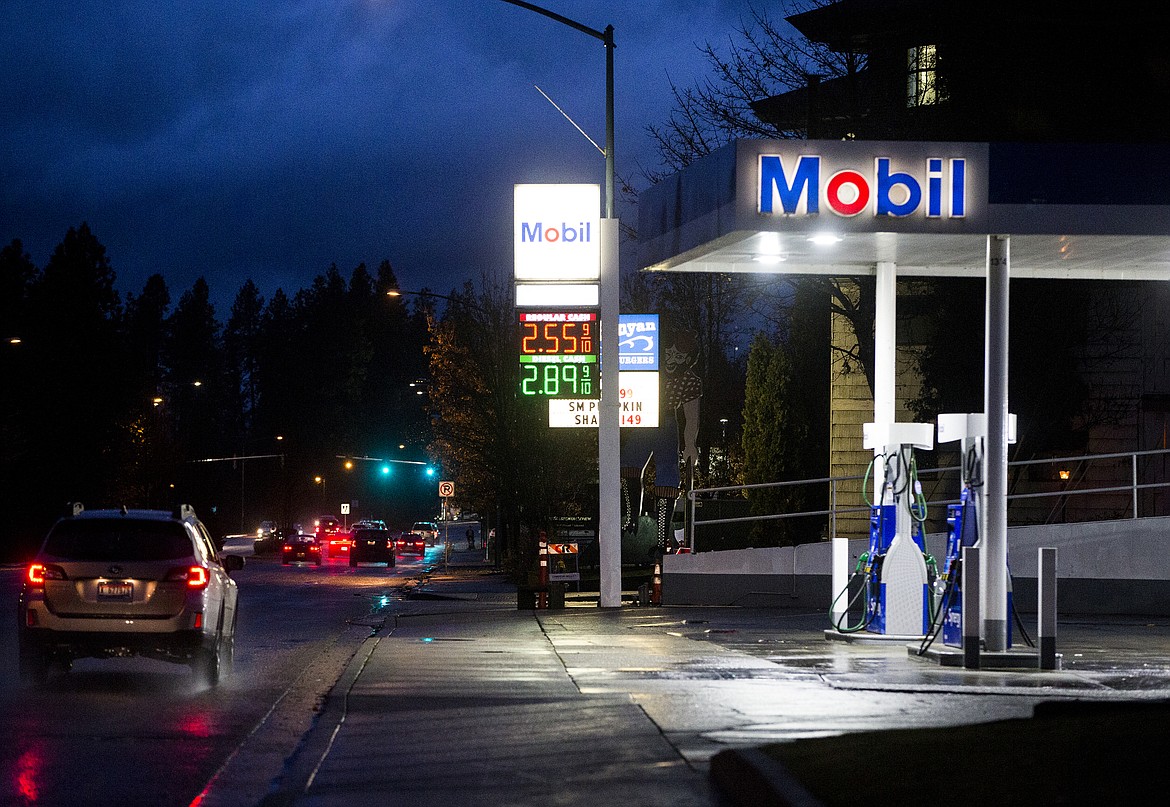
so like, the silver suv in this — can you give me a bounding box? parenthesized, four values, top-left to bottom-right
(18, 504, 244, 687)
(411, 521, 439, 546)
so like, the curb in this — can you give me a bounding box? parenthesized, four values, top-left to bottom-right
(709, 747, 826, 807)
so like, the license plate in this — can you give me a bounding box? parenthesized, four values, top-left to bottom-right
(98, 581, 133, 600)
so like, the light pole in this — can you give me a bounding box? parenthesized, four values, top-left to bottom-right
(500, 1, 621, 609)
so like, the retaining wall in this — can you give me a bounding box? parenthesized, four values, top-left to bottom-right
(663, 515, 1170, 616)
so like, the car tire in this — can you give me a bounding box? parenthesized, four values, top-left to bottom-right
(192, 641, 221, 687)
(389, 556, 396, 568)
(349, 555, 357, 567)
(221, 620, 235, 679)
(192, 610, 229, 687)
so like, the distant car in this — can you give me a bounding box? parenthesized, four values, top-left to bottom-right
(350, 528, 396, 566)
(411, 521, 439, 546)
(396, 531, 426, 556)
(253, 520, 279, 554)
(282, 534, 323, 565)
(351, 519, 387, 532)
(314, 516, 349, 557)
(18, 503, 244, 687)
(314, 515, 340, 537)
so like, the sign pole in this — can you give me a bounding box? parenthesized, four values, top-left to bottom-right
(598, 218, 621, 608)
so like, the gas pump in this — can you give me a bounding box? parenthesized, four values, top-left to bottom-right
(849, 422, 936, 636)
(929, 413, 1018, 650)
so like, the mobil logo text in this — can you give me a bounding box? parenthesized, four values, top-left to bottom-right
(519, 221, 593, 244)
(758, 154, 966, 219)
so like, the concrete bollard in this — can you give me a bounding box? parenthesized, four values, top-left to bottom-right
(1038, 547, 1058, 670)
(962, 545, 980, 669)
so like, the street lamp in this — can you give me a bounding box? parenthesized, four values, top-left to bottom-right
(496, 1, 621, 608)
(386, 288, 449, 303)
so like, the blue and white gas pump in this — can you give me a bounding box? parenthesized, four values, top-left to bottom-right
(932, 412, 1017, 649)
(858, 421, 936, 636)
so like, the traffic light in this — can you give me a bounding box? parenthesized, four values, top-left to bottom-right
(381, 465, 392, 476)
(424, 466, 436, 477)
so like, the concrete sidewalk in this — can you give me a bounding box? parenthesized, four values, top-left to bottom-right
(217, 548, 1170, 806)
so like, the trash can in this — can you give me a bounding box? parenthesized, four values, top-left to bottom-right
(548, 582, 566, 610)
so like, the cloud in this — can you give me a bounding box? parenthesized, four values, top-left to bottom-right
(1, 0, 764, 310)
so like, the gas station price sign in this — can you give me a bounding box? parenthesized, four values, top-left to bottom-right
(518, 311, 599, 399)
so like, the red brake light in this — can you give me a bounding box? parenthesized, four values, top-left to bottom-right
(26, 563, 64, 587)
(168, 565, 210, 589)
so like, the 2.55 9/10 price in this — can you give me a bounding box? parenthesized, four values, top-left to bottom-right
(519, 321, 595, 355)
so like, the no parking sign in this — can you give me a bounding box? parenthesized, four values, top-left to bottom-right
(438, 480, 455, 497)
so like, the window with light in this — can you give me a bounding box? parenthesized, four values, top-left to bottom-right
(907, 45, 944, 107)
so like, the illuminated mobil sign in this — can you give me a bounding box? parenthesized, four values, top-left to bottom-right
(514, 184, 601, 282)
(759, 154, 966, 219)
(618, 314, 658, 371)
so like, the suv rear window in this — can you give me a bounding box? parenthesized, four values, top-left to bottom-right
(42, 520, 193, 562)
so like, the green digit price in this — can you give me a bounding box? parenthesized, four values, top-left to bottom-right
(520, 363, 595, 398)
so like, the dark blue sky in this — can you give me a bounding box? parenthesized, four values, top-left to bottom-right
(1, 1, 769, 314)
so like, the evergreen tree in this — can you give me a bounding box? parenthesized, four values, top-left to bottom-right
(224, 279, 266, 438)
(741, 332, 808, 545)
(0, 240, 38, 539)
(165, 278, 231, 526)
(119, 274, 174, 506)
(25, 223, 130, 509)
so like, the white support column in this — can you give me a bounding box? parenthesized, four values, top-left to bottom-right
(873, 261, 897, 501)
(831, 536, 849, 628)
(597, 217, 622, 608)
(983, 235, 1011, 650)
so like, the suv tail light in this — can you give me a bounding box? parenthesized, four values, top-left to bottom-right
(167, 565, 210, 589)
(26, 563, 65, 588)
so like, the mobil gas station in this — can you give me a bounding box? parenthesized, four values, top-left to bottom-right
(633, 138, 1170, 666)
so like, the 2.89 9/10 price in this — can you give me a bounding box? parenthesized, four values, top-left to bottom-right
(519, 363, 596, 398)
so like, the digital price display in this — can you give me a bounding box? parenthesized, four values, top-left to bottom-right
(519, 311, 599, 399)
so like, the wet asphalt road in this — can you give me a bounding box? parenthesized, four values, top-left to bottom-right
(0, 539, 437, 807)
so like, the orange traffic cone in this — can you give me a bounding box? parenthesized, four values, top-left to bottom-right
(650, 561, 662, 605)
